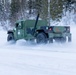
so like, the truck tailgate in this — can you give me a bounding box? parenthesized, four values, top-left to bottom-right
(51, 26, 70, 33)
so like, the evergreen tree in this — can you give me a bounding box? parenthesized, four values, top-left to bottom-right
(0, 0, 75, 28)
(50, 0, 63, 20)
(10, 0, 27, 26)
(40, 0, 48, 20)
(30, 0, 48, 20)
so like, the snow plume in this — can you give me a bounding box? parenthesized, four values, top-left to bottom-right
(0, 20, 12, 31)
(60, 10, 76, 26)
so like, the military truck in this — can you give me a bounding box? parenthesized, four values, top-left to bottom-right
(7, 14, 72, 44)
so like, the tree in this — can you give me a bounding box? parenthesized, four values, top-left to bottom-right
(29, 0, 48, 19)
(0, 0, 10, 30)
(10, 0, 27, 26)
(41, 0, 48, 20)
(50, 0, 64, 20)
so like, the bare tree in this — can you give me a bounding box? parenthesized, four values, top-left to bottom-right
(0, 0, 10, 30)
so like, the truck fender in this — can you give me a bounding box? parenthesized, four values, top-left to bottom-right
(7, 31, 13, 34)
(36, 30, 48, 38)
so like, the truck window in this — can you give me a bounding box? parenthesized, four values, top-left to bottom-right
(16, 23, 18, 28)
(16, 22, 23, 29)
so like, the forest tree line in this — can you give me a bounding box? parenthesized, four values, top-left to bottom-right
(0, 0, 76, 29)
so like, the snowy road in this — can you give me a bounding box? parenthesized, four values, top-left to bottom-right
(0, 26, 76, 75)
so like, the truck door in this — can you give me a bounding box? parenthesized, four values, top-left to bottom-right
(16, 22, 24, 39)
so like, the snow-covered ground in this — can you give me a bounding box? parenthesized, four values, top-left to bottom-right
(0, 25, 76, 75)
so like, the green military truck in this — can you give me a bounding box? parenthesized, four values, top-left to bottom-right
(7, 14, 72, 44)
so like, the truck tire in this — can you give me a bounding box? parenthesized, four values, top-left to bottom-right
(7, 33, 15, 42)
(61, 37, 66, 43)
(49, 38, 53, 43)
(36, 32, 47, 44)
(55, 38, 61, 42)
(68, 36, 71, 42)
(55, 37, 66, 43)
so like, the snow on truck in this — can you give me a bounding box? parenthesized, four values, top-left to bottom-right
(7, 14, 72, 44)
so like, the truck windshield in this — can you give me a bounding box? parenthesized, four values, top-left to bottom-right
(16, 23, 18, 28)
(16, 22, 22, 29)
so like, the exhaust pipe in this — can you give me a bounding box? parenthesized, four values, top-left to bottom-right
(32, 13, 39, 35)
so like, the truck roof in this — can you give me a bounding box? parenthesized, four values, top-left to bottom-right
(16, 20, 48, 27)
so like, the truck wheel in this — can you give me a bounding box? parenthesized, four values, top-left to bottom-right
(68, 37, 71, 42)
(49, 38, 53, 43)
(55, 37, 66, 43)
(61, 37, 66, 43)
(55, 38, 61, 42)
(36, 32, 47, 44)
(7, 33, 15, 42)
